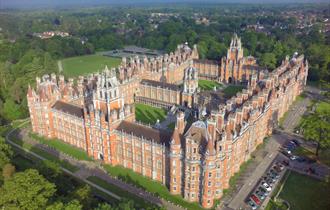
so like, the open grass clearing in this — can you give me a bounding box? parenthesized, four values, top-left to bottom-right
(61, 54, 121, 77)
(277, 171, 330, 210)
(135, 103, 167, 125)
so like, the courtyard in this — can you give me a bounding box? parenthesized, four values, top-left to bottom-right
(135, 103, 167, 125)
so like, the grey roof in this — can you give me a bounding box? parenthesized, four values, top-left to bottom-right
(115, 121, 171, 146)
(52, 101, 84, 118)
(141, 79, 181, 91)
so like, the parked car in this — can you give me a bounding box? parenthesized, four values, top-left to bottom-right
(251, 194, 261, 205)
(291, 139, 300, 146)
(261, 182, 272, 191)
(247, 199, 257, 210)
(275, 162, 285, 171)
(290, 155, 298, 160)
(263, 175, 275, 183)
(273, 165, 282, 173)
(268, 170, 279, 179)
(258, 186, 269, 196)
(255, 190, 266, 200)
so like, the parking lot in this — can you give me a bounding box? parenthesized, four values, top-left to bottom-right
(243, 159, 287, 210)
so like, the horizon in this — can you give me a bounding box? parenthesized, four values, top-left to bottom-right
(1, 0, 329, 9)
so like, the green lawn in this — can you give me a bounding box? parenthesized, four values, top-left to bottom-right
(135, 103, 167, 125)
(30, 133, 92, 161)
(10, 137, 78, 172)
(102, 164, 205, 210)
(316, 101, 330, 113)
(198, 80, 222, 91)
(277, 171, 330, 210)
(265, 200, 287, 210)
(87, 176, 157, 209)
(61, 54, 121, 77)
(223, 85, 244, 97)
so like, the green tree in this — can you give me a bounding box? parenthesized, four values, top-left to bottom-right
(0, 136, 13, 168)
(300, 110, 330, 156)
(0, 169, 56, 210)
(259, 53, 277, 70)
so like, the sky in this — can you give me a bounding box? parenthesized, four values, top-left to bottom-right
(0, 0, 328, 9)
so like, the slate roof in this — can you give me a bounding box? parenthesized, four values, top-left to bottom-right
(141, 79, 181, 91)
(52, 101, 84, 118)
(115, 121, 172, 146)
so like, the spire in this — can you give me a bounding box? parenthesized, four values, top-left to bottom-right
(27, 84, 33, 97)
(171, 126, 181, 145)
(206, 138, 215, 156)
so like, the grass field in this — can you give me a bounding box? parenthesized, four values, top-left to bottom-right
(135, 103, 167, 125)
(277, 171, 330, 210)
(102, 164, 205, 210)
(316, 101, 330, 113)
(198, 80, 222, 90)
(87, 176, 157, 209)
(61, 54, 121, 77)
(223, 85, 244, 97)
(30, 133, 92, 161)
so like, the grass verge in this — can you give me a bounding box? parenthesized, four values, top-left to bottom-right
(10, 137, 78, 172)
(29, 133, 92, 161)
(87, 176, 157, 209)
(102, 164, 205, 210)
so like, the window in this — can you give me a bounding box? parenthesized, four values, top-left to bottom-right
(192, 166, 195, 172)
(173, 178, 176, 183)
(207, 200, 210, 204)
(193, 148, 197, 154)
(208, 181, 211, 187)
(208, 172, 212, 178)
(147, 157, 152, 166)
(157, 160, 162, 169)
(173, 186, 176, 191)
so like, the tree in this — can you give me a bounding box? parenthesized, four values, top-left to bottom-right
(2, 163, 15, 180)
(300, 110, 330, 156)
(259, 53, 277, 70)
(0, 136, 13, 168)
(0, 169, 56, 210)
(1, 98, 24, 121)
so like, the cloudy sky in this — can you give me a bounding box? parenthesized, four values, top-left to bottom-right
(0, 0, 328, 9)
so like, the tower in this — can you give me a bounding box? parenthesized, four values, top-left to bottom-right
(182, 61, 198, 108)
(169, 111, 185, 195)
(85, 66, 123, 163)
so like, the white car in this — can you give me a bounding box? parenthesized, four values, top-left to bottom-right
(261, 182, 272, 191)
(290, 155, 298, 160)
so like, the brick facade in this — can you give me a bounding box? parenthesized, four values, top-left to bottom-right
(27, 36, 308, 208)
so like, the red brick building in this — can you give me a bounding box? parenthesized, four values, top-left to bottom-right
(27, 37, 308, 208)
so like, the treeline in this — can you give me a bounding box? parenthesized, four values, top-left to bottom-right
(0, 36, 94, 123)
(0, 5, 329, 123)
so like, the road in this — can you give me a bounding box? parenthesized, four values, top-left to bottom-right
(5, 121, 184, 210)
